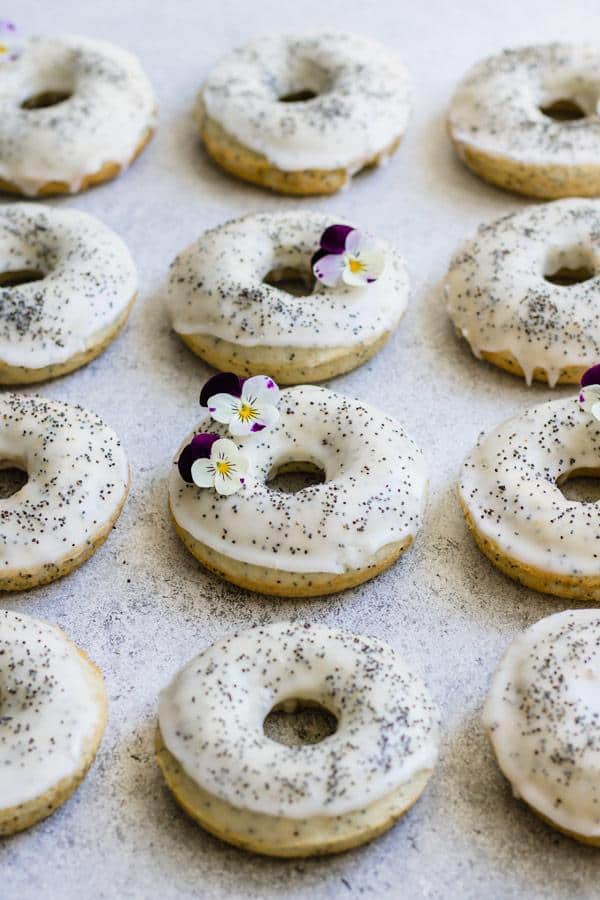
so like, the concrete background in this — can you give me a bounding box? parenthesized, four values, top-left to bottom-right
(3, 1, 600, 897)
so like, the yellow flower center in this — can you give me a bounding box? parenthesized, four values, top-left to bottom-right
(238, 403, 256, 423)
(348, 256, 366, 274)
(215, 460, 231, 476)
(0, 44, 8, 55)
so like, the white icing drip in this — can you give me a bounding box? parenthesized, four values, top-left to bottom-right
(159, 621, 439, 819)
(0, 394, 129, 576)
(459, 395, 600, 577)
(0, 34, 157, 195)
(449, 43, 600, 167)
(168, 211, 409, 349)
(0, 610, 104, 808)
(0, 203, 137, 371)
(200, 32, 411, 172)
(169, 385, 427, 574)
(445, 199, 600, 386)
(484, 609, 600, 838)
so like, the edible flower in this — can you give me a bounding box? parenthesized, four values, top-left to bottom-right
(311, 224, 385, 287)
(0, 21, 20, 61)
(578, 365, 600, 421)
(200, 372, 280, 436)
(177, 433, 249, 495)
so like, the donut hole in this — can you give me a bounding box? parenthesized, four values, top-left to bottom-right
(263, 266, 316, 297)
(543, 247, 596, 286)
(263, 698, 338, 746)
(278, 89, 318, 103)
(267, 460, 326, 494)
(539, 98, 587, 121)
(0, 268, 45, 288)
(0, 464, 28, 499)
(276, 60, 331, 104)
(557, 468, 600, 503)
(21, 90, 73, 110)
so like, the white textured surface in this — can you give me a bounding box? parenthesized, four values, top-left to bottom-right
(3, 1, 600, 898)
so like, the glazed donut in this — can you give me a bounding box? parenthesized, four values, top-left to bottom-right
(197, 32, 411, 195)
(169, 384, 426, 597)
(0, 609, 107, 836)
(0, 203, 137, 384)
(448, 44, 600, 199)
(445, 199, 600, 386)
(156, 621, 439, 857)
(484, 609, 600, 845)
(0, 393, 129, 590)
(0, 34, 156, 196)
(168, 211, 409, 384)
(459, 393, 600, 599)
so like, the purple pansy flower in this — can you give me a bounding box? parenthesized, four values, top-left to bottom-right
(177, 432, 220, 483)
(311, 224, 385, 288)
(177, 433, 249, 495)
(200, 372, 280, 436)
(0, 21, 20, 62)
(579, 365, 600, 420)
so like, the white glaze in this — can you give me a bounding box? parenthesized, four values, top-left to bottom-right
(459, 395, 600, 577)
(0, 203, 137, 372)
(484, 609, 600, 838)
(199, 32, 411, 173)
(0, 34, 156, 195)
(0, 393, 129, 578)
(169, 384, 427, 574)
(168, 211, 409, 349)
(449, 43, 600, 166)
(445, 199, 600, 387)
(159, 621, 439, 819)
(0, 609, 104, 808)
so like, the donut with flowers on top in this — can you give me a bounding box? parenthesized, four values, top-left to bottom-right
(459, 364, 600, 599)
(156, 620, 439, 856)
(168, 373, 427, 597)
(0, 29, 156, 196)
(197, 31, 412, 195)
(168, 211, 409, 384)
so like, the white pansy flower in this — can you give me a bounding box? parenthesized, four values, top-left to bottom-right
(207, 375, 280, 437)
(190, 438, 249, 496)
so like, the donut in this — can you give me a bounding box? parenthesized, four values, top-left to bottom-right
(0, 203, 137, 384)
(169, 381, 426, 597)
(197, 32, 411, 195)
(484, 609, 600, 845)
(168, 212, 409, 383)
(445, 199, 600, 386)
(0, 609, 107, 835)
(0, 393, 130, 590)
(0, 33, 156, 196)
(448, 44, 600, 199)
(156, 621, 439, 856)
(459, 386, 600, 599)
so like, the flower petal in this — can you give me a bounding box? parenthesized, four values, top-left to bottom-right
(199, 372, 242, 408)
(177, 433, 220, 482)
(320, 224, 354, 254)
(214, 472, 244, 495)
(359, 247, 386, 281)
(579, 385, 600, 418)
(210, 438, 240, 460)
(229, 416, 255, 436)
(254, 403, 280, 430)
(313, 252, 345, 287)
(208, 392, 240, 423)
(344, 228, 363, 255)
(581, 364, 600, 388)
(242, 375, 280, 402)
(190, 457, 215, 488)
(341, 256, 370, 286)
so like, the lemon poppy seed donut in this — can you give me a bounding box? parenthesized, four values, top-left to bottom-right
(197, 32, 411, 195)
(484, 609, 600, 845)
(448, 44, 600, 198)
(459, 394, 600, 600)
(169, 384, 426, 597)
(0, 203, 137, 384)
(0, 609, 107, 836)
(157, 621, 439, 856)
(445, 199, 600, 386)
(0, 34, 156, 196)
(168, 211, 409, 384)
(0, 393, 130, 590)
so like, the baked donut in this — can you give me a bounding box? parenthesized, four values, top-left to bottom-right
(0, 34, 156, 196)
(197, 32, 411, 195)
(484, 609, 600, 845)
(169, 382, 426, 596)
(0, 393, 129, 590)
(0, 609, 107, 836)
(168, 211, 409, 383)
(448, 44, 600, 198)
(445, 199, 600, 386)
(459, 389, 600, 599)
(156, 621, 439, 857)
(0, 203, 137, 384)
